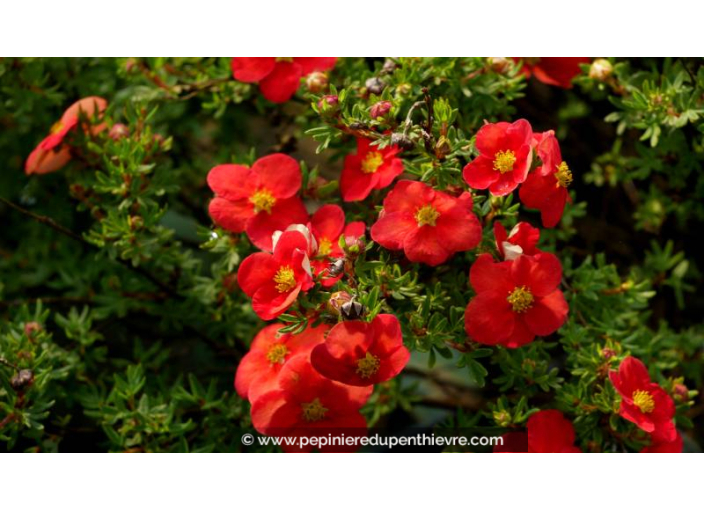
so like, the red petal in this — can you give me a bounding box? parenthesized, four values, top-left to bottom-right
(464, 291, 515, 346)
(527, 410, 579, 452)
(404, 225, 452, 266)
(252, 154, 301, 199)
(523, 290, 568, 336)
(259, 62, 303, 103)
(475, 122, 512, 155)
(231, 57, 276, 83)
(469, 253, 513, 294)
(311, 204, 345, 241)
(340, 154, 377, 202)
(463, 155, 498, 190)
(245, 197, 309, 251)
(294, 57, 337, 75)
(237, 252, 277, 297)
(252, 282, 301, 320)
(61, 96, 108, 124)
(207, 164, 256, 201)
(208, 197, 253, 233)
(25, 144, 72, 175)
(511, 252, 562, 297)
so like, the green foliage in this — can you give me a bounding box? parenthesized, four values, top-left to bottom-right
(1, 57, 702, 452)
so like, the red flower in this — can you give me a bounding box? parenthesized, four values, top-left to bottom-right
(462, 119, 533, 196)
(250, 354, 372, 452)
(494, 221, 541, 261)
(311, 314, 410, 386)
(371, 180, 481, 266)
(231, 57, 337, 103)
(237, 230, 313, 320)
(609, 356, 677, 442)
(464, 253, 568, 348)
(207, 153, 308, 251)
(235, 323, 329, 403)
(515, 58, 590, 88)
(308, 204, 365, 287)
(26, 96, 107, 175)
(519, 131, 572, 228)
(641, 431, 683, 453)
(340, 138, 404, 202)
(494, 410, 581, 452)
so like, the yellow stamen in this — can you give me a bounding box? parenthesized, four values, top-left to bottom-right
(50, 121, 65, 135)
(301, 398, 328, 422)
(318, 238, 333, 256)
(507, 286, 534, 313)
(356, 352, 381, 379)
(493, 150, 517, 174)
(555, 161, 573, 188)
(414, 204, 440, 227)
(266, 343, 289, 364)
(632, 390, 655, 413)
(250, 189, 276, 214)
(276, 57, 294, 63)
(273, 266, 296, 293)
(361, 152, 384, 174)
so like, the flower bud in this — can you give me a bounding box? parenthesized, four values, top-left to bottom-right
(327, 291, 352, 315)
(24, 322, 42, 338)
(381, 59, 398, 75)
(493, 409, 512, 427)
(589, 59, 613, 81)
(601, 348, 616, 360)
(673, 382, 689, 403)
(317, 95, 339, 116)
(109, 123, 129, 140)
(390, 132, 414, 150)
(10, 369, 34, 391)
(395, 83, 411, 96)
(370, 100, 393, 120)
(306, 72, 329, 94)
(340, 297, 365, 321)
(365, 77, 386, 96)
(434, 135, 452, 159)
(488, 57, 511, 74)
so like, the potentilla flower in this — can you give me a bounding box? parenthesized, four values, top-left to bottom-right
(464, 253, 568, 348)
(641, 431, 683, 453)
(25, 96, 108, 175)
(250, 354, 372, 452)
(235, 323, 330, 403)
(462, 119, 533, 196)
(370, 180, 482, 266)
(207, 153, 308, 251)
(514, 58, 590, 88)
(237, 230, 314, 320)
(308, 204, 365, 287)
(519, 131, 572, 228)
(494, 410, 581, 452)
(494, 221, 541, 261)
(311, 313, 410, 386)
(340, 137, 404, 202)
(609, 356, 677, 442)
(231, 57, 337, 103)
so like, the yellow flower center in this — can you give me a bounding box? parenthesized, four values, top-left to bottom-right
(356, 352, 381, 379)
(632, 390, 655, 413)
(414, 204, 440, 227)
(50, 121, 65, 135)
(266, 343, 289, 364)
(361, 152, 384, 174)
(318, 237, 332, 256)
(555, 161, 573, 188)
(276, 57, 294, 63)
(301, 398, 328, 422)
(250, 189, 276, 214)
(273, 265, 296, 293)
(493, 150, 516, 174)
(507, 286, 534, 313)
